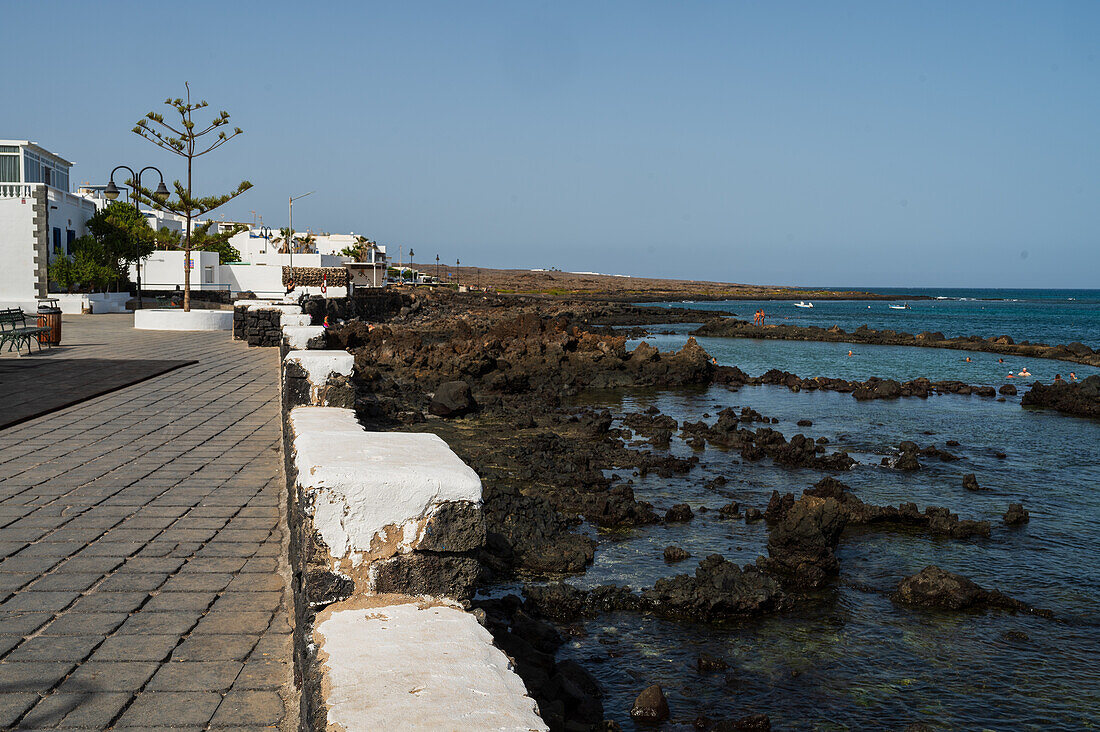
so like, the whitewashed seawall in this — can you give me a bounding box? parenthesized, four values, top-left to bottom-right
(280, 336, 547, 731)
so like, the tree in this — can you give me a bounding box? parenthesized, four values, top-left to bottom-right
(275, 227, 292, 254)
(189, 221, 244, 263)
(85, 201, 155, 285)
(48, 236, 119, 293)
(296, 232, 316, 254)
(132, 83, 252, 311)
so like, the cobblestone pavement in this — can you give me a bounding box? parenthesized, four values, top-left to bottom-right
(0, 314, 296, 730)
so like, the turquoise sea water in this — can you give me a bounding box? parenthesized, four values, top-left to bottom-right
(647, 288, 1100, 348)
(543, 289, 1100, 729)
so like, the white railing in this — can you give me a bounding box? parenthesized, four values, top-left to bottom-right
(0, 183, 37, 198)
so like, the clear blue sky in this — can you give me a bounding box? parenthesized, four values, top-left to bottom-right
(4, 1, 1097, 288)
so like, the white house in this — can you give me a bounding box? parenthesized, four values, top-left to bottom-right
(0, 140, 104, 312)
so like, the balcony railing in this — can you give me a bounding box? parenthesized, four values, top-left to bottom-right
(0, 183, 36, 198)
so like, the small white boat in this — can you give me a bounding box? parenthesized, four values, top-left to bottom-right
(794, 301, 814, 309)
(889, 303, 911, 310)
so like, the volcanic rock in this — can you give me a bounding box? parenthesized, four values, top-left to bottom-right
(1003, 503, 1030, 525)
(428, 380, 477, 417)
(630, 684, 669, 723)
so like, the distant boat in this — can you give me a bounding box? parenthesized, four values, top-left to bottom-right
(889, 303, 911, 310)
(794, 301, 813, 309)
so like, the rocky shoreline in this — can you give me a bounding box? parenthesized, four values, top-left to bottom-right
(324, 289, 1089, 730)
(693, 317, 1100, 368)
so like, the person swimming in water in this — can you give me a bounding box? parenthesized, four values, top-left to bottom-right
(1005, 372, 1015, 379)
(1055, 374, 1065, 383)
(848, 350, 853, 357)
(965, 357, 971, 362)
(1018, 367, 1031, 377)
(1070, 372, 1078, 381)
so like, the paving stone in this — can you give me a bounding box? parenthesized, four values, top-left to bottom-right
(192, 611, 273, 635)
(20, 691, 130, 729)
(142, 591, 217, 612)
(0, 591, 79, 613)
(67, 592, 148, 614)
(233, 659, 291, 690)
(0, 555, 63, 573)
(0, 612, 53, 636)
(172, 634, 258, 662)
(0, 692, 39, 728)
(40, 612, 128, 636)
(96, 572, 169, 593)
(92, 634, 180, 662)
(52, 556, 123, 574)
(114, 691, 222, 728)
(59, 661, 160, 692)
(122, 556, 186, 573)
(179, 557, 247, 573)
(26, 572, 101, 592)
(0, 661, 76, 691)
(209, 689, 285, 727)
(6, 633, 102, 661)
(159, 573, 234, 593)
(115, 608, 201, 635)
(147, 660, 244, 691)
(224, 573, 284, 592)
(210, 591, 282, 613)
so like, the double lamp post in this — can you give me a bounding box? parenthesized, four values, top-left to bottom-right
(103, 166, 169, 309)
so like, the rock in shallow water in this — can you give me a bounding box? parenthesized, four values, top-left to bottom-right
(665, 503, 694, 522)
(630, 684, 669, 723)
(891, 565, 1051, 616)
(664, 545, 691, 562)
(1003, 503, 1030, 525)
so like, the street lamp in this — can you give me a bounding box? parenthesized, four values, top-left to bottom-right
(106, 165, 169, 309)
(288, 191, 314, 272)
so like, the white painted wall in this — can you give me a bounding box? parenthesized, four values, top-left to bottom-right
(221, 263, 286, 296)
(0, 193, 37, 304)
(133, 250, 223, 291)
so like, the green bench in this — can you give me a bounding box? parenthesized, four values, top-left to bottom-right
(0, 308, 51, 355)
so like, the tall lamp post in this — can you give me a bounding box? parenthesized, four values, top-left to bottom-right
(288, 191, 314, 272)
(104, 166, 169, 309)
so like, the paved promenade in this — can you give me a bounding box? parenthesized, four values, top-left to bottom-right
(0, 315, 295, 730)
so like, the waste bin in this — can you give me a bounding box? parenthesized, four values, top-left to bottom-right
(37, 303, 62, 346)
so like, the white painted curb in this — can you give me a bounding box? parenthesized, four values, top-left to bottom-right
(134, 308, 233, 331)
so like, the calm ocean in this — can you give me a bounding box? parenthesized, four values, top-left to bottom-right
(535, 287, 1100, 729)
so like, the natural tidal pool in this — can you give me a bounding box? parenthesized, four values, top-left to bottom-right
(547, 381, 1100, 730)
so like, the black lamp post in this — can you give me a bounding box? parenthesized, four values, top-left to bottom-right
(105, 165, 169, 309)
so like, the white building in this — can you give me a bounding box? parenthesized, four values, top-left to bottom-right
(0, 140, 102, 311)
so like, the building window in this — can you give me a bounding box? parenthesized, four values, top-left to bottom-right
(0, 153, 17, 182)
(53, 227, 62, 253)
(66, 230, 76, 254)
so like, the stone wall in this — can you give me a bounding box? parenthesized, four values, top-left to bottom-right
(234, 301, 307, 347)
(277, 328, 546, 731)
(301, 289, 405, 324)
(282, 266, 347, 288)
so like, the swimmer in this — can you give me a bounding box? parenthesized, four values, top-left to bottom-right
(1005, 373, 1015, 379)
(848, 350, 853, 357)
(711, 357, 718, 365)
(1055, 374, 1065, 383)
(1070, 372, 1078, 381)
(998, 358, 1004, 364)
(965, 357, 971, 362)
(1018, 368, 1031, 377)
